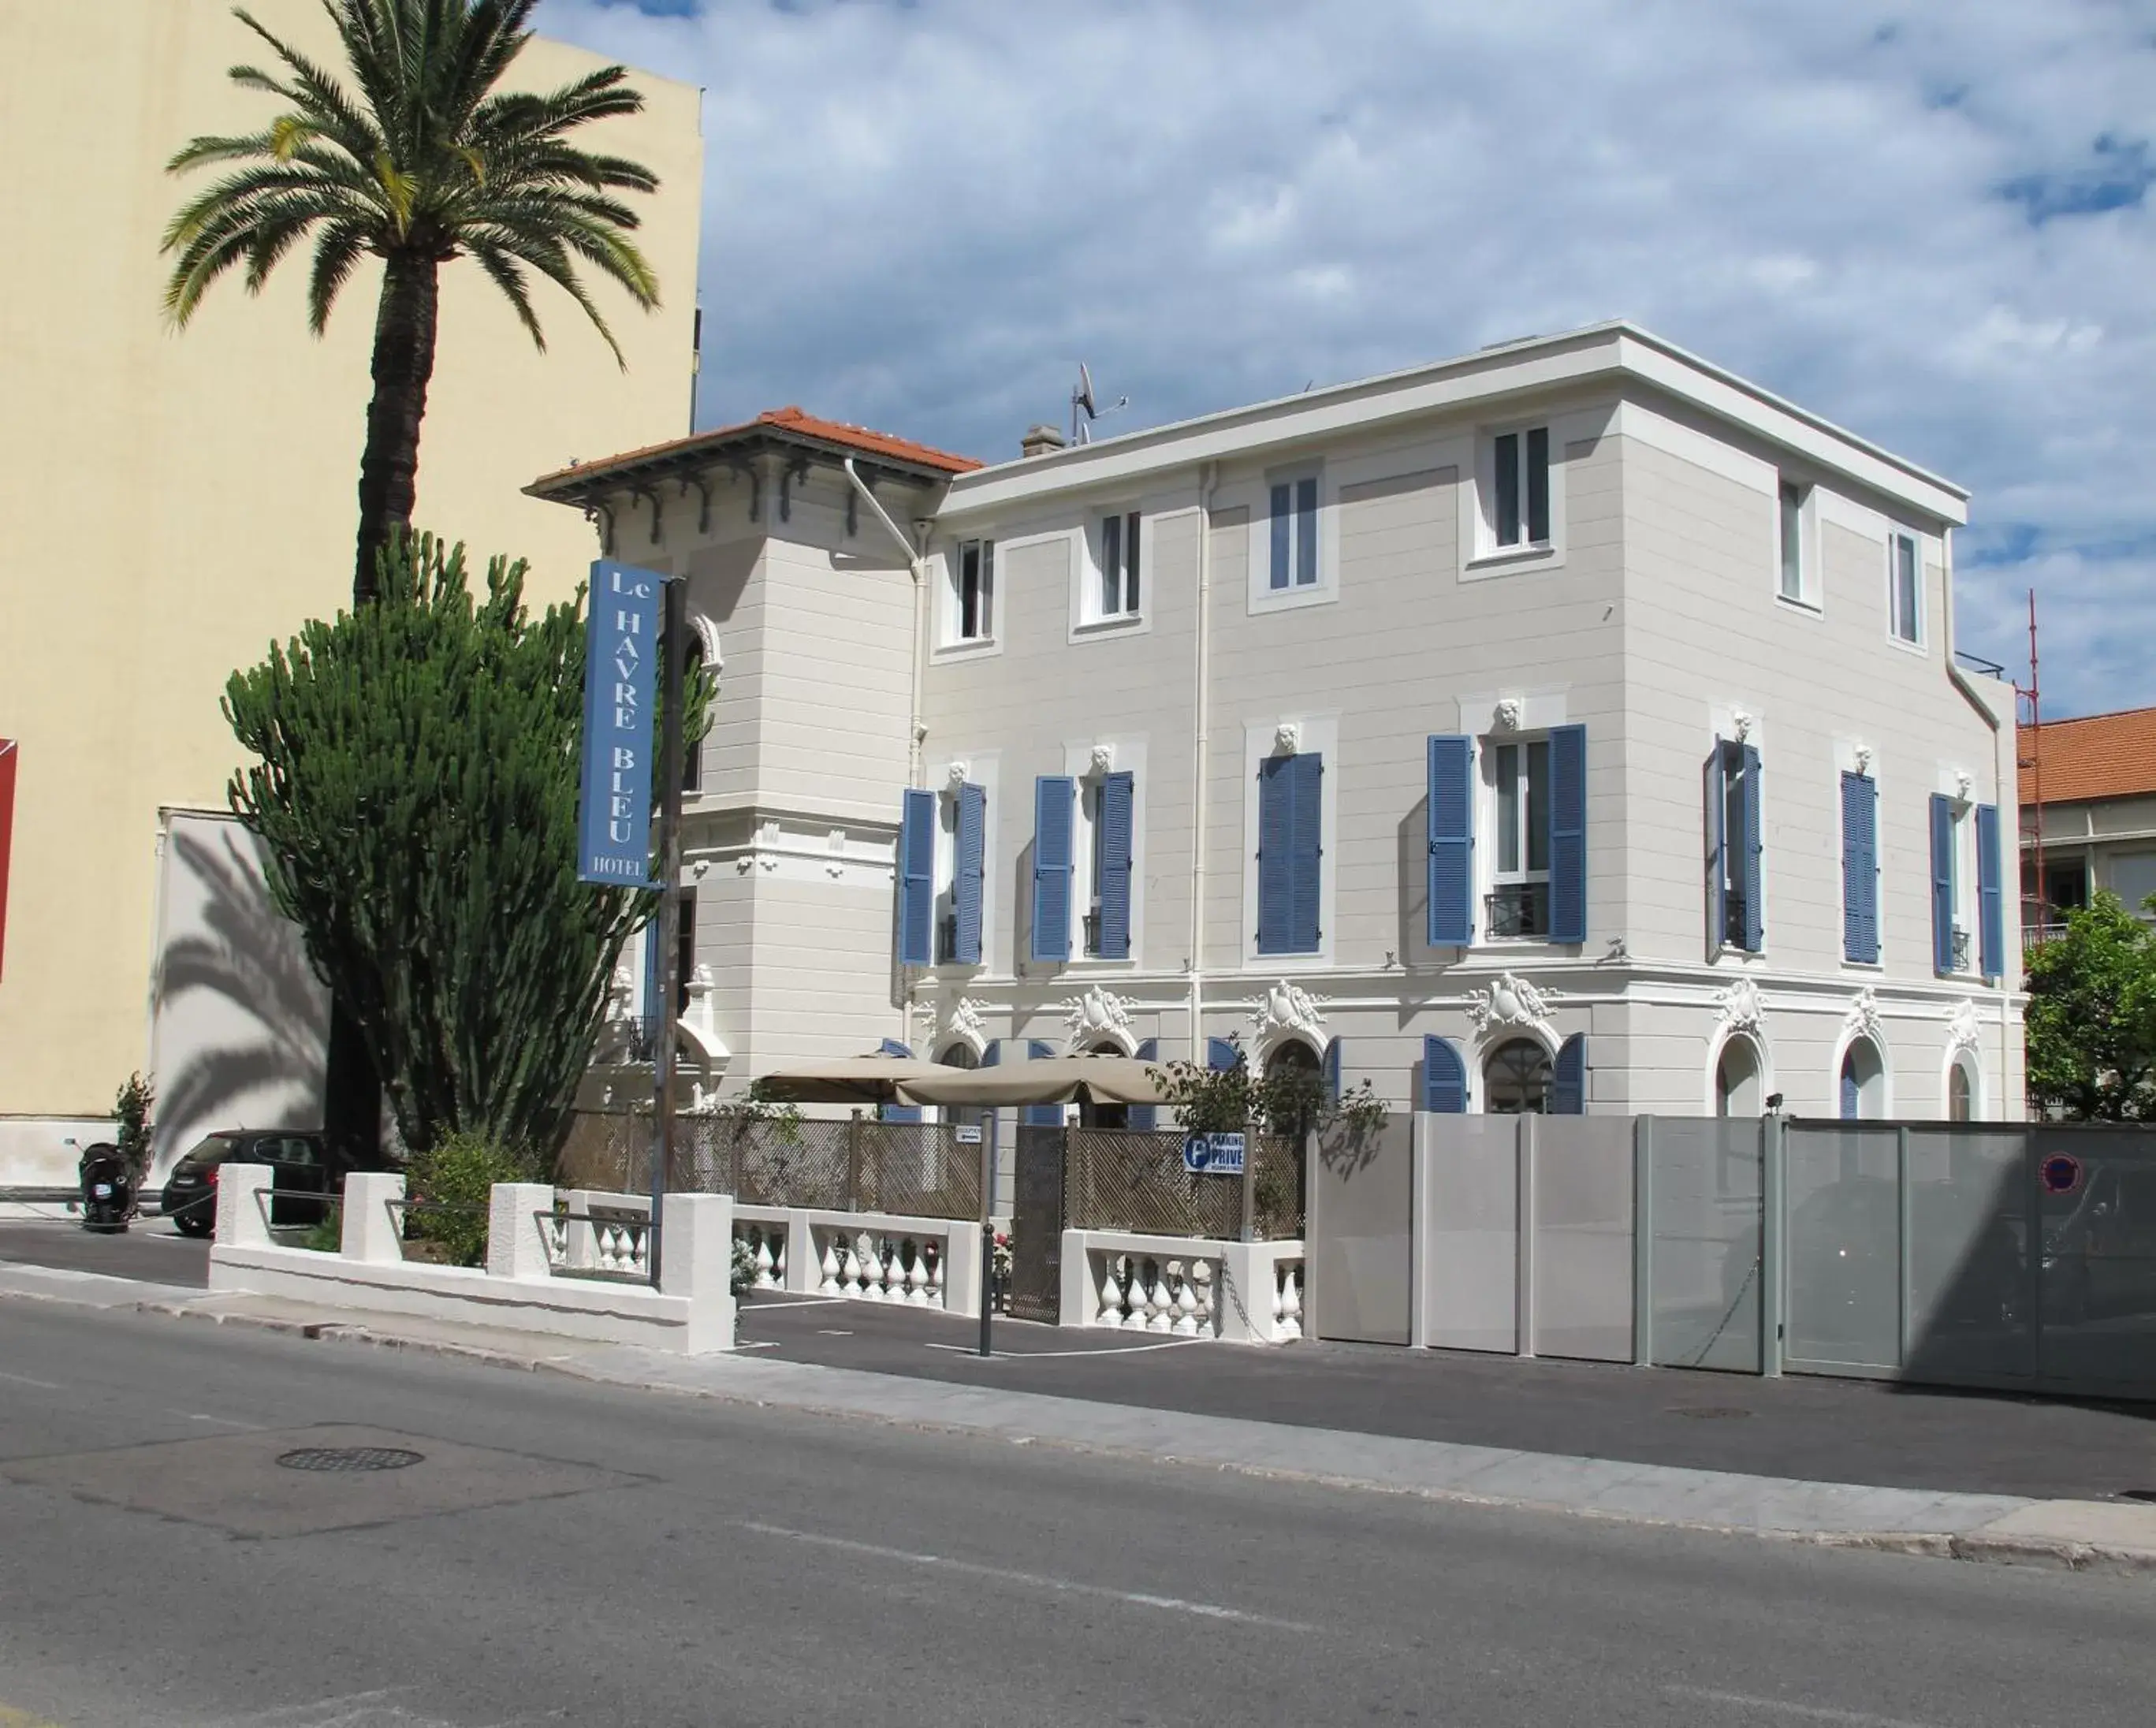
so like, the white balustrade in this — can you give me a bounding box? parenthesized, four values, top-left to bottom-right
(799, 1221, 951, 1309)
(733, 1222, 786, 1290)
(1067, 1231, 1306, 1343)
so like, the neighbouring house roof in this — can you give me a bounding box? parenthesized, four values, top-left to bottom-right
(2019, 706, 2156, 808)
(527, 404, 981, 503)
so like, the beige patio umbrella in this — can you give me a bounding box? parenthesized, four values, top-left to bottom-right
(751, 1052, 951, 1105)
(892, 1052, 1174, 1108)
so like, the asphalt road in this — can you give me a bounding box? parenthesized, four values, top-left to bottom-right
(0, 1219, 209, 1285)
(0, 1302, 2150, 1728)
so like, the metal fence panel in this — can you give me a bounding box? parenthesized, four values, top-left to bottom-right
(2031, 1126, 2156, 1398)
(1311, 1112, 1413, 1345)
(1532, 1116, 1634, 1362)
(1648, 1118, 1761, 1373)
(1421, 1115, 1520, 1354)
(1785, 1125, 1901, 1372)
(1904, 1127, 2035, 1386)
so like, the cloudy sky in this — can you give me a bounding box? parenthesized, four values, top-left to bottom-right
(535, 0, 2154, 717)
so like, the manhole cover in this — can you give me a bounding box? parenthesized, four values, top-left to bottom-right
(1669, 1406, 1751, 1421)
(276, 1446, 425, 1473)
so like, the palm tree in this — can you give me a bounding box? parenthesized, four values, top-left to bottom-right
(162, 0, 662, 605)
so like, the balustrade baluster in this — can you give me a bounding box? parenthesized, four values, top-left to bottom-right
(1279, 1261, 1304, 1339)
(818, 1235, 842, 1296)
(905, 1242, 929, 1306)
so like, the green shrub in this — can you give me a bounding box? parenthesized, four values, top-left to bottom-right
(404, 1132, 538, 1268)
(301, 1212, 343, 1253)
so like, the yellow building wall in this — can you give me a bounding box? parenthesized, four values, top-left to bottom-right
(0, 0, 702, 1144)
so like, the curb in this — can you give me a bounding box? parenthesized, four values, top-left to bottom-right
(7, 1273, 2154, 1579)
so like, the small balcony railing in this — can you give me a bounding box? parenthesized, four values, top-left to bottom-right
(1950, 927, 1972, 972)
(1082, 908, 1104, 958)
(1486, 881, 1550, 940)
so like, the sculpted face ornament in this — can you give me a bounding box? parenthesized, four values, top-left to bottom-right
(945, 760, 971, 790)
(1089, 743, 1117, 778)
(1273, 721, 1301, 756)
(1493, 698, 1523, 732)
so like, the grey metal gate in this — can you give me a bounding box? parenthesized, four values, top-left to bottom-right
(1007, 1125, 1066, 1324)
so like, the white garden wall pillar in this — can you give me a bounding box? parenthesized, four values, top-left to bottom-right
(341, 1171, 405, 1264)
(940, 1222, 985, 1320)
(486, 1182, 557, 1282)
(780, 1208, 818, 1295)
(1219, 1242, 1274, 1344)
(658, 1190, 736, 1354)
(215, 1164, 274, 1249)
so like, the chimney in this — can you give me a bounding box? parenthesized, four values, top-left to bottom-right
(1019, 423, 1067, 459)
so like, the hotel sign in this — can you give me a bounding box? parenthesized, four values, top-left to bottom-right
(577, 561, 666, 885)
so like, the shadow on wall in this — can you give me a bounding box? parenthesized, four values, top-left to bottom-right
(148, 817, 330, 1179)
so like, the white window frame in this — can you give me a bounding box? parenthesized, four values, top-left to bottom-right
(944, 538, 996, 650)
(1465, 418, 1573, 575)
(1887, 531, 1923, 648)
(1776, 478, 1820, 610)
(1095, 510, 1142, 622)
(928, 752, 1000, 973)
(1248, 466, 1333, 615)
(1946, 791, 1979, 975)
(1484, 733, 1553, 942)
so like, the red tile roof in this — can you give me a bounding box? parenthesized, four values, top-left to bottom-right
(531, 405, 981, 492)
(2018, 706, 2156, 808)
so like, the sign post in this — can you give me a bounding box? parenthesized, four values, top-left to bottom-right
(576, 560, 680, 1280)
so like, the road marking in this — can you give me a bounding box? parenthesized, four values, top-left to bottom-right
(206, 1687, 405, 1723)
(923, 1336, 1207, 1359)
(1664, 1684, 1942, 1727)
(735, 1340, 779, 1350)
(0, 1704, 68, 1727)
(816, 1329, 854, 1336)
(174, 1410, 256, 1428)
(0, 1370, 61, 1390)
(739, 1520, 1316, 1631)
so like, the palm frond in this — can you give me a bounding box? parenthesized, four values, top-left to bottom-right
(305, 222, 374, 333)
(467, 240, 546, 351)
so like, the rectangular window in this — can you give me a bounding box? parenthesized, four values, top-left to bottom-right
(1268, 476, 1320, 590)
(954, 539, 994, 642)
(673, 891, 697, 1014)
(1491, 738, 1551, 937)
(1778, 481, 1808, 603)
(1841, 771, 1879, 964)
(1492, 427, 1552, 549)
(1711, 741, 1763, 952)
(1890, 533, 1920, 643)
(1097, 512, 1141, 618)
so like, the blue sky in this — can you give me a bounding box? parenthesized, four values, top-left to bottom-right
(536, 0, 2156, 717)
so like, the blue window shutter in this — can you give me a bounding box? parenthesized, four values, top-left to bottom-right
(1030, 775, 1074, 963)
(1706, 742, 1728, 950)
(1097, 771, 1134, 959)
(1427, 736, 1474, 947)
(955, 781, 986, 965)
(1022, 1038, 1062, 1127)
(879, 1037, 922, 1122)
(1268, 483, 1291, 590)
(1288, 751, 1324, 951)
(1553, 1033, 1586, 1115)
(1841, 773, 1879, 964)
(1207, 1037, 1240, 1072)
(1929, 792, 1956, 974)
(1840, 1058, 1860, 1121)
(1322, 1036, 1342, 1105)
(1421, 1036, 1466, 1114)
(1257, 757, 1292, 953)
(1549, 724, 1587, 944)
(1976, 803, 2004, 981)
(1295, 477, 1319, 587)
(1741, 743, 1764, 954)
(1130, 1037, 1159, 1131)
(897, 788, 935, 966)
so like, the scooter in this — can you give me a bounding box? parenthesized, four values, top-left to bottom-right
(78, 1143, 134, 1234)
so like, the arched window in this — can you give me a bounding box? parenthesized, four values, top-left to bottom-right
(1484, 1038, 1553, 1115)
(1715, 1037, 1763, 1116)
(1839, 1037, 1885, 1120)
(937, 1041, 987, 1138)
(1262, 1041, 1323, 1137)
(1948, 1056, 1975, 1122)
(1078, 1040, 1130, 1129)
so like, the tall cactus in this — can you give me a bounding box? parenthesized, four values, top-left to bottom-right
(224, 532, 709, 1160)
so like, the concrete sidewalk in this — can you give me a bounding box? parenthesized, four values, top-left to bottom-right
(6, 1258, 2155, 1577)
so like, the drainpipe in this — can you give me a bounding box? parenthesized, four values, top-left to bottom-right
(1187, 461, 1220, 1060)
(1939, 526, 2014, 1106)
(845, 456, 934, 1049)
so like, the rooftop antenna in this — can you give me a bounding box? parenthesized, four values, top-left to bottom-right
(1071, 361, 1128, 445)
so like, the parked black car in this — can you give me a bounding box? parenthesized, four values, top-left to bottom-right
(159, 1131, 392, 1238)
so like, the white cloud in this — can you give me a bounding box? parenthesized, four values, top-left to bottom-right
(538, 0, 2156, 715)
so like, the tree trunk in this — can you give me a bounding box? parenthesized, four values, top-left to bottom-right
(352, 251, 442, 607)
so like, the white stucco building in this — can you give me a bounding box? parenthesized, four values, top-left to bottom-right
(533, 323, 2022, 1123)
